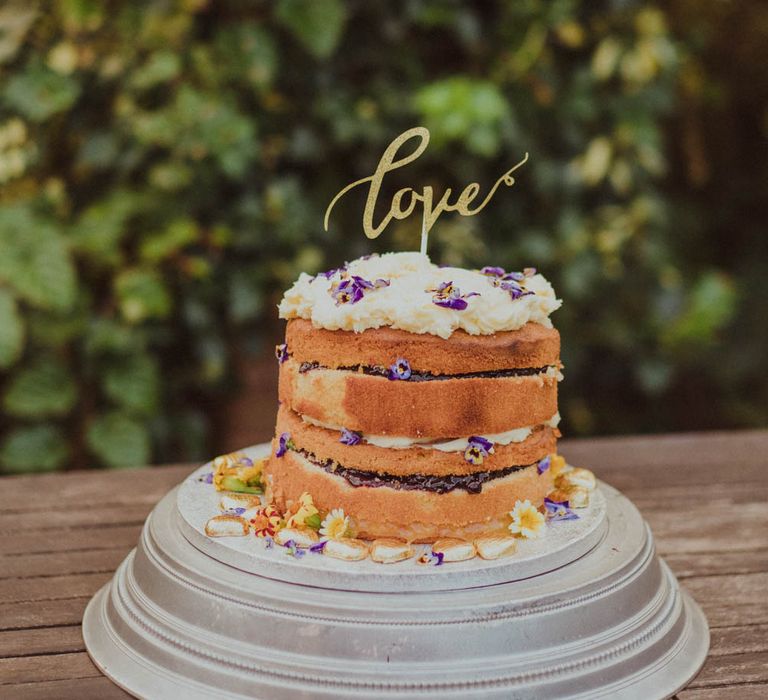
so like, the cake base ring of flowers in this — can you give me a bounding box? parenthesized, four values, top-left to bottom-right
(177, 443, 608, 592)
(83, 455, 708, 699)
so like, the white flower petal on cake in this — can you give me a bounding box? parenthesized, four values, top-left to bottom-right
(557, 468, 596, 491)
(474, 535, 518, 560)
(324, 538, 369, 561)
(370, 538, 413, 564)
(219, 494, 260, 511)
(274, 527, 319, 548)
(432, 538, 476, 562)
(204, 515, 249, 537)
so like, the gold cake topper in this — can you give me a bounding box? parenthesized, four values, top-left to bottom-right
(324, 126, 528, 254)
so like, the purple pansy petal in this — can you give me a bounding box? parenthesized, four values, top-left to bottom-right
(373, 278, 390, 288)
(481, 266, 505, 277)
(309, 540, 328, 553)
(276, 432, 290, 458)
(275, 343, 289, 364)
(388, 358, 412, 381)
(434, 297, 468, 310)
(503, 271, 526, 282)
(223, 507, 247, 516)
(469, 436, 494, 453)
(264, 536, 274, 549)
(200, 472, 214, 484)
(537, 455, 552, 475)
(340, 428, 362, 446)
(430, 551, 444, 566)
(464, 445, 484, 465)
(544, 497, 579, 521)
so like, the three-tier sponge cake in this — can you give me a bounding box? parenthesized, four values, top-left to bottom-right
(265, 252, 563, 542)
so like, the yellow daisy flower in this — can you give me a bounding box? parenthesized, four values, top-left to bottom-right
(508, 499, 546, 539)
(285, 492, 319, 528)
(319, 508, 350, 541)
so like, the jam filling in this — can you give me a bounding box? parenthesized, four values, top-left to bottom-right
(297, 361, 551, 381)
(292, 447, 534, 494)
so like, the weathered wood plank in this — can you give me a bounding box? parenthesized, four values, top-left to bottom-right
(0, 676, 131, 699)
(0, 572, 111, 605)
(0, 651, 101, 684)
(678, 684, 768, 699)
(0, 465, 190, 512)
(682, 573, 768, 628)
(709, 624, 768, 657)
(0, 625, 84, 658)
(0, 525, 142, 556)
(687, 651, 768, 688)
(560, 430, 768, 484)
(0, 548, 129, 580)
(0, 504, 156, 534)
(0, 597, 91, 631)
(665, 549, 768, 579)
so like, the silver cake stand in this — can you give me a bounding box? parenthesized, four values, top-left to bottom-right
(83, 445, 709, 699)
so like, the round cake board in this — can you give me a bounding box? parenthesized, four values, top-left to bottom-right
(177, 444, 609, 592)
(83, 446, 709, 699)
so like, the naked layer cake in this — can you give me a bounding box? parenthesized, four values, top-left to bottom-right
(263, 252, 565, 542)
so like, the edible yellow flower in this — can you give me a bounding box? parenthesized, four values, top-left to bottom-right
(285, 492, 319, 528)
(550, 454, 567, 477)
(319, 508, 350, 540)
(212, 452, 264, 491)
(508, 499, 546, 539)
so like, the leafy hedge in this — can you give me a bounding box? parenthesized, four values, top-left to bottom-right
(0, 1, 765, 472)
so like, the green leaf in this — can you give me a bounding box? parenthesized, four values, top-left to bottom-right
(3, 61, 81, 121)
(0, 425, 69, 473)
(86, 412, 151, 468)
(102, 354, 159, 413)
(114, 268, 172, 323)
(228, 268, 264, 323)
(3, 359, 77, 418)
(84, 318, 143, 355)
(0, 288, 24, 368)
(276, 0, 347, 59)
(129, 51, 181, 91)
(70, 191, 138, 266)
(662, 271, 738, 348)
(0, 205, 77, 311)
(139, 218, 198, 263)
(414, 77, 509, 155)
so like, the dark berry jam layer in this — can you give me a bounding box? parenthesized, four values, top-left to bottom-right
(297, 361, 551, 381)
(291, 447, 534, 494)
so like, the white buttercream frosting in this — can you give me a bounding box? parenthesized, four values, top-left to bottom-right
(278, 252, 561, 338)
(302, 413, 561, 453)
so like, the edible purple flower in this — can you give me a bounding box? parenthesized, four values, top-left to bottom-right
(464, 436, 495, 465)
(537, 455, 552, 475)
(223, 507, 247, 516)
(428, 281, 480, 311)
(340, 428, 362, 446)
(482, 266, 537, 300)
(264, 535, 274, 549)
(544, 497, 579, 522)
(330, 275, 390, 305)
(313, 264, 347, 282)
(309, 540, 328, 553)
(275, 343, 288, 364)
(282, 540, 306, 559)
(276, 432, 291, 458)
(418, 550, 444, 566)
(388, 357, 412, 381)
(199, 472, 214, 484)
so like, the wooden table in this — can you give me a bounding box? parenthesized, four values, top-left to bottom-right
(1, 430, 766, 699)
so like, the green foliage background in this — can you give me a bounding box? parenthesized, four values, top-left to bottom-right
(0, 0, 766, 472)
